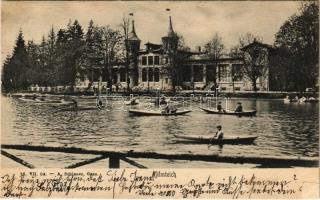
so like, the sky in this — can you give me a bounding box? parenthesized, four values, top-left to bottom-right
(1, 1, 301, 62)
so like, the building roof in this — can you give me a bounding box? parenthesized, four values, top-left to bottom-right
(167, 16, 176, 37)
(241, 40, 274, 51)
(128, 20, 140, 41)
(145, 42, 162, 49)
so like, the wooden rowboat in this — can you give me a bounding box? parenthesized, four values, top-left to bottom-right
(201, 107, 257, 116)
(19, 97, 63, 104)
(129, 109, 191, 116)
(124, 99, 139, 105)
(59, 106, 104, 112)
(174, 134, 258, 145)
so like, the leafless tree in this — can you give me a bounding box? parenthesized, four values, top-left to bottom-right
(243, 45, 269, 92)
(204, 33, 225, 87)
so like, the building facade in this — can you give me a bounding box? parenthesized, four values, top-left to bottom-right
(29, 17, 273, 93)
(106, 16, 273, 93)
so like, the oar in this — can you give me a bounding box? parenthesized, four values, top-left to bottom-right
(208, 137, 215, 148)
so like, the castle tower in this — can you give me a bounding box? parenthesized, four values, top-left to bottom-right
(162, 16, 179, 92)
(127, 20, 141, 88)
(162, 16, 178, 53)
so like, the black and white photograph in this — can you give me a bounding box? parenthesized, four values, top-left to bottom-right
(0, 0, 319, 198)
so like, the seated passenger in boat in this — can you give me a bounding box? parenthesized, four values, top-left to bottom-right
(217, 102, 225, 113)
(163, 104, 177, 114)
(160, 96, 167, 105)
(234, 102, 243, 112)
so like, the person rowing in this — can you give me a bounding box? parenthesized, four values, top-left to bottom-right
(234, 102, 243, 112)
(96, 97, 103, 110)
(72, 99, 78, 108)
(162, 103, 177, 114)
(208, 125, 224, 147)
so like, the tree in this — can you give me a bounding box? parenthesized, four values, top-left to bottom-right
(65, 20, 85, 91)
(274, 2, 319, 91)
(229, 32, 265, 93)
(242, 44, 269, 92)
(56, 28, 68, 85)
(2, 30, 31, 91)
(97, 26, 123, 91)
(83, 20, 99, 85)
(26, 40, 41, 86)
(230, 33, 262, 58)
(47, 26, 57, 86)
(1, 55, 13, 92)
(268, 47, 293, 91)
(204, 33, 225, 87)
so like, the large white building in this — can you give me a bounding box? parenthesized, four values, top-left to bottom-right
(105, 16, 273, 93)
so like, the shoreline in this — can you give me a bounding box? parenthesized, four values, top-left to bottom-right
(3, 90, 318, 100)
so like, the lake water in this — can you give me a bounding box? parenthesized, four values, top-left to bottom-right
(1, 95, 318, 168)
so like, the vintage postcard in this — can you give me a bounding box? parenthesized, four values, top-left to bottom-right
(1, 0, 319, 198)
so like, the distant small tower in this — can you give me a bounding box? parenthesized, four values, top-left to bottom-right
(127, 20, 141, 88)
(162, 16, 179, 53)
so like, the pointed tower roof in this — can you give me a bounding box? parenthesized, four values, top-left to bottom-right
(128, 20, 140, 41)
(167, 16, 176, 37)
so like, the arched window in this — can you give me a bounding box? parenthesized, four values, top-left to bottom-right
(148, 68, 154, 82)
(154, 68, 160, 82)
(142, 68, 147, 82)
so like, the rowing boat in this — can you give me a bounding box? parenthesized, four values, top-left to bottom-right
(19, 97, 63, 104)
(124, 99, 139, 105)
(59, 106, 104, 112)
(173, 134, 258, 145)
(129, 109, 191, 116)
(201, 107, 257, 116)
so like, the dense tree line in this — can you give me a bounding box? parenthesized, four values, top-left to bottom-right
(2, 19, 125, 92)
(272, 1, 319, 92)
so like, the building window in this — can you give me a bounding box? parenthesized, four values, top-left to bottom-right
(142, 56, 147, 65)
(165, 57, 169, 64)
(154, 68, 160, 82)
(194, 65, 203, 82)
(154, 56, 160, 65)
(206, 65, 215, 82)
(232, 64, 243, 81)
(165, 78, 168, 83)
(120, 68, 126, 82)
(142, 68, 147, 82)
(148, 56, 153, 65)
(218, 64, 229, 82)
(148, 68, 154, 82)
